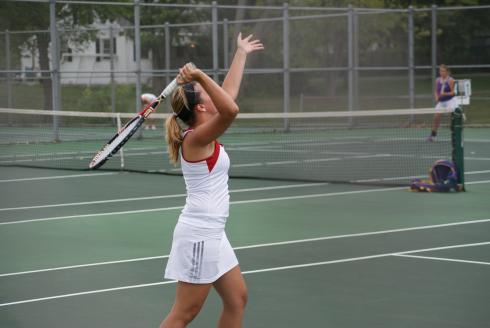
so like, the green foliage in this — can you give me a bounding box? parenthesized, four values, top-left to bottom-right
(73, 84, 136, 113)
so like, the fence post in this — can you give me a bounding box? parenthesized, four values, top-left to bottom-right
(353, 7, 359, 111)
(212, 1, 219, 82)
(5, 30, 13, 111)
(431, 4, 437, 106)
(109, 24, 116, 115)
(49, 0, 60, 141)
(134, 0, 141, 114)
(283, 3, 290, 131)
(164, 22, 170, 86)
(223, 18, 229, 69)
(408, 6, 415, 110)
(347, 5, 354, 122)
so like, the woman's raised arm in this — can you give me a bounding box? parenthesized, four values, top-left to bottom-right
(222, 33, 264, 100)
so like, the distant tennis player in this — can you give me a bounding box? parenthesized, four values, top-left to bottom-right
(160, 33, 263, 328)
(427, 64, 458, 142)
(141, 93, 157, 130)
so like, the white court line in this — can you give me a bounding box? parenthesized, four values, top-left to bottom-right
(0, 147, 166, 159)
(466, 180, 490, 185)
(0, 186, 406, 226)
(1, 218, 489, 278)
(394, 254, 490, 266)
(353, 171, 490, 183)
(1, 241, 488, 308)
(0, 172, 118, 183)
(466, 170, 490, 175)
(1, 180, 489, 225)
(465, 157, 490, 161)
(466, 138, 490, 143)
(0, 183, 326, 212)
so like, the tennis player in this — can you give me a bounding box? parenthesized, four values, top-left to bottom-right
(160, 33, 263, 328)
(141, 93, 157, 130)
(427, 64, 458, 142)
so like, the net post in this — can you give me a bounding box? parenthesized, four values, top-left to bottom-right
(164, 22, 170, 86)
(116, 113, 125, 170)
(50, 0, 61, 142)
(282, 2, 290, 132)
(212, 1, 219, 82)
(431, 4, 437, 106)
(223, 18, 229, 69)
(451, 107, 465, 191)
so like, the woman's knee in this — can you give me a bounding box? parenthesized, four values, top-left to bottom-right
(224, 288, 248, 311)
(171, 302, 204, 323)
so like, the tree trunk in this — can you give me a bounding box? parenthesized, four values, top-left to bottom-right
(37, 33, 52, 111)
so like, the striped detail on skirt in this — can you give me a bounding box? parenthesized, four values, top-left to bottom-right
(190, 241, 204, 281)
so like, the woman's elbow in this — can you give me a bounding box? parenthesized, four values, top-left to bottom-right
(227, 104, 239, 118)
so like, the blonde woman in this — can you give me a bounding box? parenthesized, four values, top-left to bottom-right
(160, 33, 263, 328)
(427, 64, 458, 142)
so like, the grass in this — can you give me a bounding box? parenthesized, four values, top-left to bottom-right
(0, 72, 489, 124)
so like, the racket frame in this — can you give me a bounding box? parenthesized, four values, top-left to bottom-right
(89, 78, 180, 169)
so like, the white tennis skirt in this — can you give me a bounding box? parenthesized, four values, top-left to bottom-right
(435, 97, 458, 111)
(164, 221, 239, 284)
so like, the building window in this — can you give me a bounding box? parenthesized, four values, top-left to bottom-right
(96, 38, 116, 62)
(66, 47, 73, 62)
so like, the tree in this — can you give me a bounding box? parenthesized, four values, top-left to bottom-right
(0, 0, 131, 111)
(139, 0, 207, 90)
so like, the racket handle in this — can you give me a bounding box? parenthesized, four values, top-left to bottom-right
(159, 79, 178, 99)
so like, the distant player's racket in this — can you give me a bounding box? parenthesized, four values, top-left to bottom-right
(89, 64, 193, 169)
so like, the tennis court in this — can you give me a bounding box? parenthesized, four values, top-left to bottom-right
(1, 127, 489, 327)
(1, 1, 490, 327)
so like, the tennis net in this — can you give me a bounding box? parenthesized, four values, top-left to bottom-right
(0, 107, 462, 186)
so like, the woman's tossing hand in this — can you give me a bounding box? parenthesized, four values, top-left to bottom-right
(177, 62, 202, 84)
(236, 33, 264, 54)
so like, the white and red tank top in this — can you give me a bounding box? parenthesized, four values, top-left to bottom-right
(178, 130, 230, 229)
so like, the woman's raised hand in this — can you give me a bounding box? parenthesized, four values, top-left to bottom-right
(236, 33, 264, 54)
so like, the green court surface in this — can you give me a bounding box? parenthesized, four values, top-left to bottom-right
(1, 139, 490, 327)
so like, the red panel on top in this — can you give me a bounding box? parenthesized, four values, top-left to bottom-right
(180, 130, 220, 172)
(206, 141, 220, 172)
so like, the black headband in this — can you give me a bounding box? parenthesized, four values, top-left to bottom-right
(176, 83, 197, 123)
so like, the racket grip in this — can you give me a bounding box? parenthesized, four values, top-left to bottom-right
(159, 79, 178, 99)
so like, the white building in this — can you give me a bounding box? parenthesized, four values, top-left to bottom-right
(20, 22, 153, 85)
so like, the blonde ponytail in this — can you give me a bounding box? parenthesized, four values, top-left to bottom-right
(165, 85, 197, 165)
(165, 115, 183, 165)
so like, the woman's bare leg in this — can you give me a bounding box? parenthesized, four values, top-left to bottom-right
(160, 281, 212, 328)
(431, 113, 442, 136)
(213, 266, 248, 328)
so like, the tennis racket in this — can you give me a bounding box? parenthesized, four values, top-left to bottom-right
(89, 64, 193, 169)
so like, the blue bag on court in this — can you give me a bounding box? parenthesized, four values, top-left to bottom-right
(410, 160, 459, 192)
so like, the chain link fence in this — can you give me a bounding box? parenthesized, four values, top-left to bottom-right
(1, 1, 489, 124)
